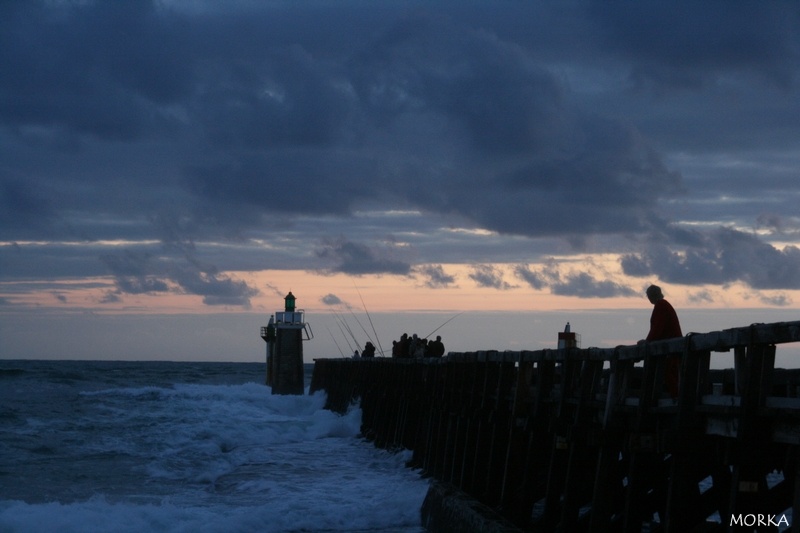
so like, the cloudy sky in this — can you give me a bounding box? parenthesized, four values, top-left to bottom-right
(2, 1, 800, 364)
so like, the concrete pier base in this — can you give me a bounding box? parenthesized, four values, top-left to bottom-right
(421, 481, 524, 533)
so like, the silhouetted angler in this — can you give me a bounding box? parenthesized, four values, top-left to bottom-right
(427, 335, 445, 357)
(644, 284, 682, 397)
(362, 342, 375, 358)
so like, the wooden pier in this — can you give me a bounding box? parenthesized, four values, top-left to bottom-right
(309, 320, 800, 532)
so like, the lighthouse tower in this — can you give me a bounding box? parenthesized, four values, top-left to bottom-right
(260, 292, 313, 395)
(557, 322, 579, 350)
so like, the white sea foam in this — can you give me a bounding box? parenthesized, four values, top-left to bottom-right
(0, 361, 428, 533)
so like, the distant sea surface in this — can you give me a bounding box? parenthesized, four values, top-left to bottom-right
(0, 360, 428, 533)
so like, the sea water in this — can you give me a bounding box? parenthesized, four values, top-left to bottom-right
(0, 360, 429, 533)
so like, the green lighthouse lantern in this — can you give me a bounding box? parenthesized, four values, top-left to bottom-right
(284, 291, 296, 312)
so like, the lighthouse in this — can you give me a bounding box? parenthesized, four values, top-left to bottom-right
(260, 292, 313, 395)
(557, 322, 579, 350)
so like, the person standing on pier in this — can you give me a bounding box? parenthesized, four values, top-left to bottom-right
(362, 341, 376, 358)
(644, 284, 683, 397)
(428, 336, 445, 357)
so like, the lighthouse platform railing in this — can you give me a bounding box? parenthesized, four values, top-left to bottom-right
(275, 310, 304, 324)
(272, 309, 314, 340)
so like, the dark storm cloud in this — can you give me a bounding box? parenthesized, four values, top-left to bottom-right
(196, 45, 353, 150)
(0, 175, 66, 242)
(621, 227, 800, 289)
(52, 292, 67, 303)
(515, 263, 636, 298)
(100, 250, 171, 294)
(90, 199, 262, 306)
(169, 264, 259, 307)
(0, 1, 193, 141)
(514, 264, 547, 291)
(2, 1, 681, 235)
(100, 247, 259, 306)
(469, 265, 513, 290)
(332, 14, 683, 238)
(321, 293, 343, 306)
(184, 151, 382, 221)
(591, 1, 799, 89)
(185, 17, 596, 226)
(759, 293, 792, 307)
(99, 291, 122, 304)
(583, 1, 800, 158)
(688, 289, 714, 305)
(2, 0, 800, 297)
(757, 214, 787, 234)
(315, 237, 411, 276)
(415, 264, 457, 289)
(550, 273, 637, 298)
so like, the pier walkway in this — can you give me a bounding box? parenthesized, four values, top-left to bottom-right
(310, 320, 800, 532)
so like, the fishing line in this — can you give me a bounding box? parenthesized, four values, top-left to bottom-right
(423, 312, 463, 340)
(353, 282, 385, 356)
(325, 325, 346, 357)
(346, 305, 375, 350)
(333, 312, 357, 352)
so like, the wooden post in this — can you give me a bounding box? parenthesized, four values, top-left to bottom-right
(727, 341, 776, 524)
(559, 358, 604, 530)
(589, 354, 629, 532)
(500, 357, 535, 522)
(623, 345, 662, 532)
(664, 338, 710, 531)
(523, 357, 557, 526)
(539, 353, 580, 529)
(457, 354, 480, 493)
(483, 355, 515, 506)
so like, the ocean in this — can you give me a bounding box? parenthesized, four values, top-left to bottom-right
(0, 360, 429, 533)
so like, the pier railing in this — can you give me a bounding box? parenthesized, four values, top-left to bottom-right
(309, 320, 800, 532)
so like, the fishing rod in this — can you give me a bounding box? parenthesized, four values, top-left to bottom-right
(325, 325, 346, 358)
(346, 304, 376, 351)
(340, 311, 362, 349)
(330, 311, 354, 352)
(353, 282, 385, 357)
(333, 312, 358, 352)
(423, 312, 464, 340)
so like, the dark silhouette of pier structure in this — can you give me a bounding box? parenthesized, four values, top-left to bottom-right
(310, 320, 800, 532)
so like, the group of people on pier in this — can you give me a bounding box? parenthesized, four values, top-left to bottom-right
(351, 334, 445, 359)
(391, 333, 445, 359)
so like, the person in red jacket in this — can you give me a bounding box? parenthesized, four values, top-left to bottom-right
(645, 284, 683, 397)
